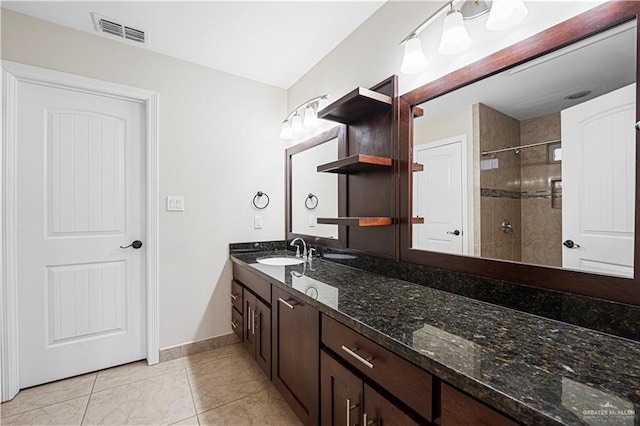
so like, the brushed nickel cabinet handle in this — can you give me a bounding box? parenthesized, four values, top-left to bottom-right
(251, 309, 256, 335)
(363, 413, 375, 425)
(346, 398, 358, 426)
(230, 293, 238, 300)
(247, 307, 251, 331)
(341, 345, 374, 369)
(231, 320, 238, 329)
(278, 298, 295, 310)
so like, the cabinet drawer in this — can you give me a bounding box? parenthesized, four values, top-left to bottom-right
(233, 263, 270, 304)
(231, 306, 243, 342)
(441, 383, 519, 426)
(231, 280, 243, 313)
(322, 315, 433, 421)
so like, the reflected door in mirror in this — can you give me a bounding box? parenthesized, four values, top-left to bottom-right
(562, 83, 635, 278)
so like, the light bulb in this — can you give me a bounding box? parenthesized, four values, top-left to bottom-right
(291, 114, 304, 135)
(280, 121, 293, 139)
(438, 9, 471, 55)
(303, 105, 318, 128)
(486, 0, 528, 31)
(400, 36, 428, 74)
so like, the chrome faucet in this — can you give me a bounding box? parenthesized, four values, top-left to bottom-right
(290, 238, 307, 259)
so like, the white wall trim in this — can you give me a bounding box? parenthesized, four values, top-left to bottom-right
(0, 60, 160, 401)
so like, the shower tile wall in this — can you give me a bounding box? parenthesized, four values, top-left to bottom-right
(477, 103, 522, 261)
(520, 113, 562, 267)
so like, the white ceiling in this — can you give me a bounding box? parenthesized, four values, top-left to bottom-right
(1, 1, 385, 89)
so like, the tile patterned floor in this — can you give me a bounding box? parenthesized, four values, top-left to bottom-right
(0, 344, 302, 425)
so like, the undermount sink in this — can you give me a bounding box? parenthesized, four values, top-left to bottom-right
(256, 256, 305, 266)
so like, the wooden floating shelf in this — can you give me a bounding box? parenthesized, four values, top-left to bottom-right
(413, 106, 424, 118)
(317, 154, 393, 174)
(317, 217, 394, 227)
(412, 163, 424, 172)
(318, 87, 392, 124)
(412, 217, 425, 224)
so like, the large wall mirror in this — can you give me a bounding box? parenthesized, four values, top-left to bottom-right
(400, 2, 640, 305)
(286, 125, 347, 247)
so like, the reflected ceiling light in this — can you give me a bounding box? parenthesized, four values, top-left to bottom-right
(279, 94, 328, 139)
(438, 7, 471, 55)
(399, 0, 527, 74)
(401, 36, 429, 73)
(486, 0, 528, 31)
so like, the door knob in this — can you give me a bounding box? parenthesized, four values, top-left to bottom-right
(635, 121, 640, 131)
(120, 240, 143, 249)
(563, 240, 580, 249)
(447, 230, 461, 236)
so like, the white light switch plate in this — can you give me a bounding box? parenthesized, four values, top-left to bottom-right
(167, 196, 185, 212)
(308, 215, 317, 227)
(254, 215, 263, 229)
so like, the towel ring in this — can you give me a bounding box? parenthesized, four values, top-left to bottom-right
(253, 191, 270, 209)
(305, 193, 318, 210)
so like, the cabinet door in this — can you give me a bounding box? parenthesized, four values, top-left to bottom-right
(441, 383, 518, 426)
(363, 383, 419, 426)
(254, 296, 271, 378)
(243, 289, 256, 358)
(321, 351, 362, 426)
(273, 286, 320, 425)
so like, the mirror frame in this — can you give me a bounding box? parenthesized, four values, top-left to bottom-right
(286, 125, 348, 247)
(399, 1, 640, 305)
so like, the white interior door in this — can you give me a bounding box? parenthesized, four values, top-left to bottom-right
(561, 83, 635, 278)
(17, 80, 147, 388)
(413, 137, 466, 255)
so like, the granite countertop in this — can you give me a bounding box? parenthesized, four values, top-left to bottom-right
(230, 250, 640, 426)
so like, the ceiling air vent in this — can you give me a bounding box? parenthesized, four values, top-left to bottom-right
(92, 13, 148, 46)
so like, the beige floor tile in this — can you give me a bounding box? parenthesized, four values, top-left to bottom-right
(183, 343, 244, 368)
(83, 370, 195, 425)
(93, 357, 185, 392)
(170, 415, 200, 425)
(198, 386, 302, 426)
(187, 347, 269, 413)
(0, 395, 89, 425)
(0, 373, 96, 418)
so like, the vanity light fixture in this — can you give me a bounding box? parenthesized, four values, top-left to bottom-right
(280, 94, 329, 140)
(399, 0, 528, 74)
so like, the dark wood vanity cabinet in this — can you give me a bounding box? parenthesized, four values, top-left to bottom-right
(441, 383, 519, 426)
(321, 350, 418, 426)
(243, 288, 271, 378)
(321, 315, 434, 425)
(272, 286, 320, 425)
(232, 264, 271, 378)
(230, 280, 243, 342)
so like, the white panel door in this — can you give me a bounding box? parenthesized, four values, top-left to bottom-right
(413, 138, 465, 255)
(561, 83, 635, 278)
(17, 81, 146, 388)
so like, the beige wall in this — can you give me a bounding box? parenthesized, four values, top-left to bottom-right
(1, 9, 287, 349)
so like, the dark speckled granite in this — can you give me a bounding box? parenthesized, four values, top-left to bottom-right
(229, 240, 288, 253)
(315, 247, 640, 343)
(231, 251, 640, 426)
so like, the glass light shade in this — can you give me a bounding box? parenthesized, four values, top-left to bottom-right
(400, 36, 428, 74)
(302, 105, 318, 128)
(291, 114, 304, 135)
(486, 0, 528, 31)
(280, 121, 293, 139)
(438, 10, 471, 55)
